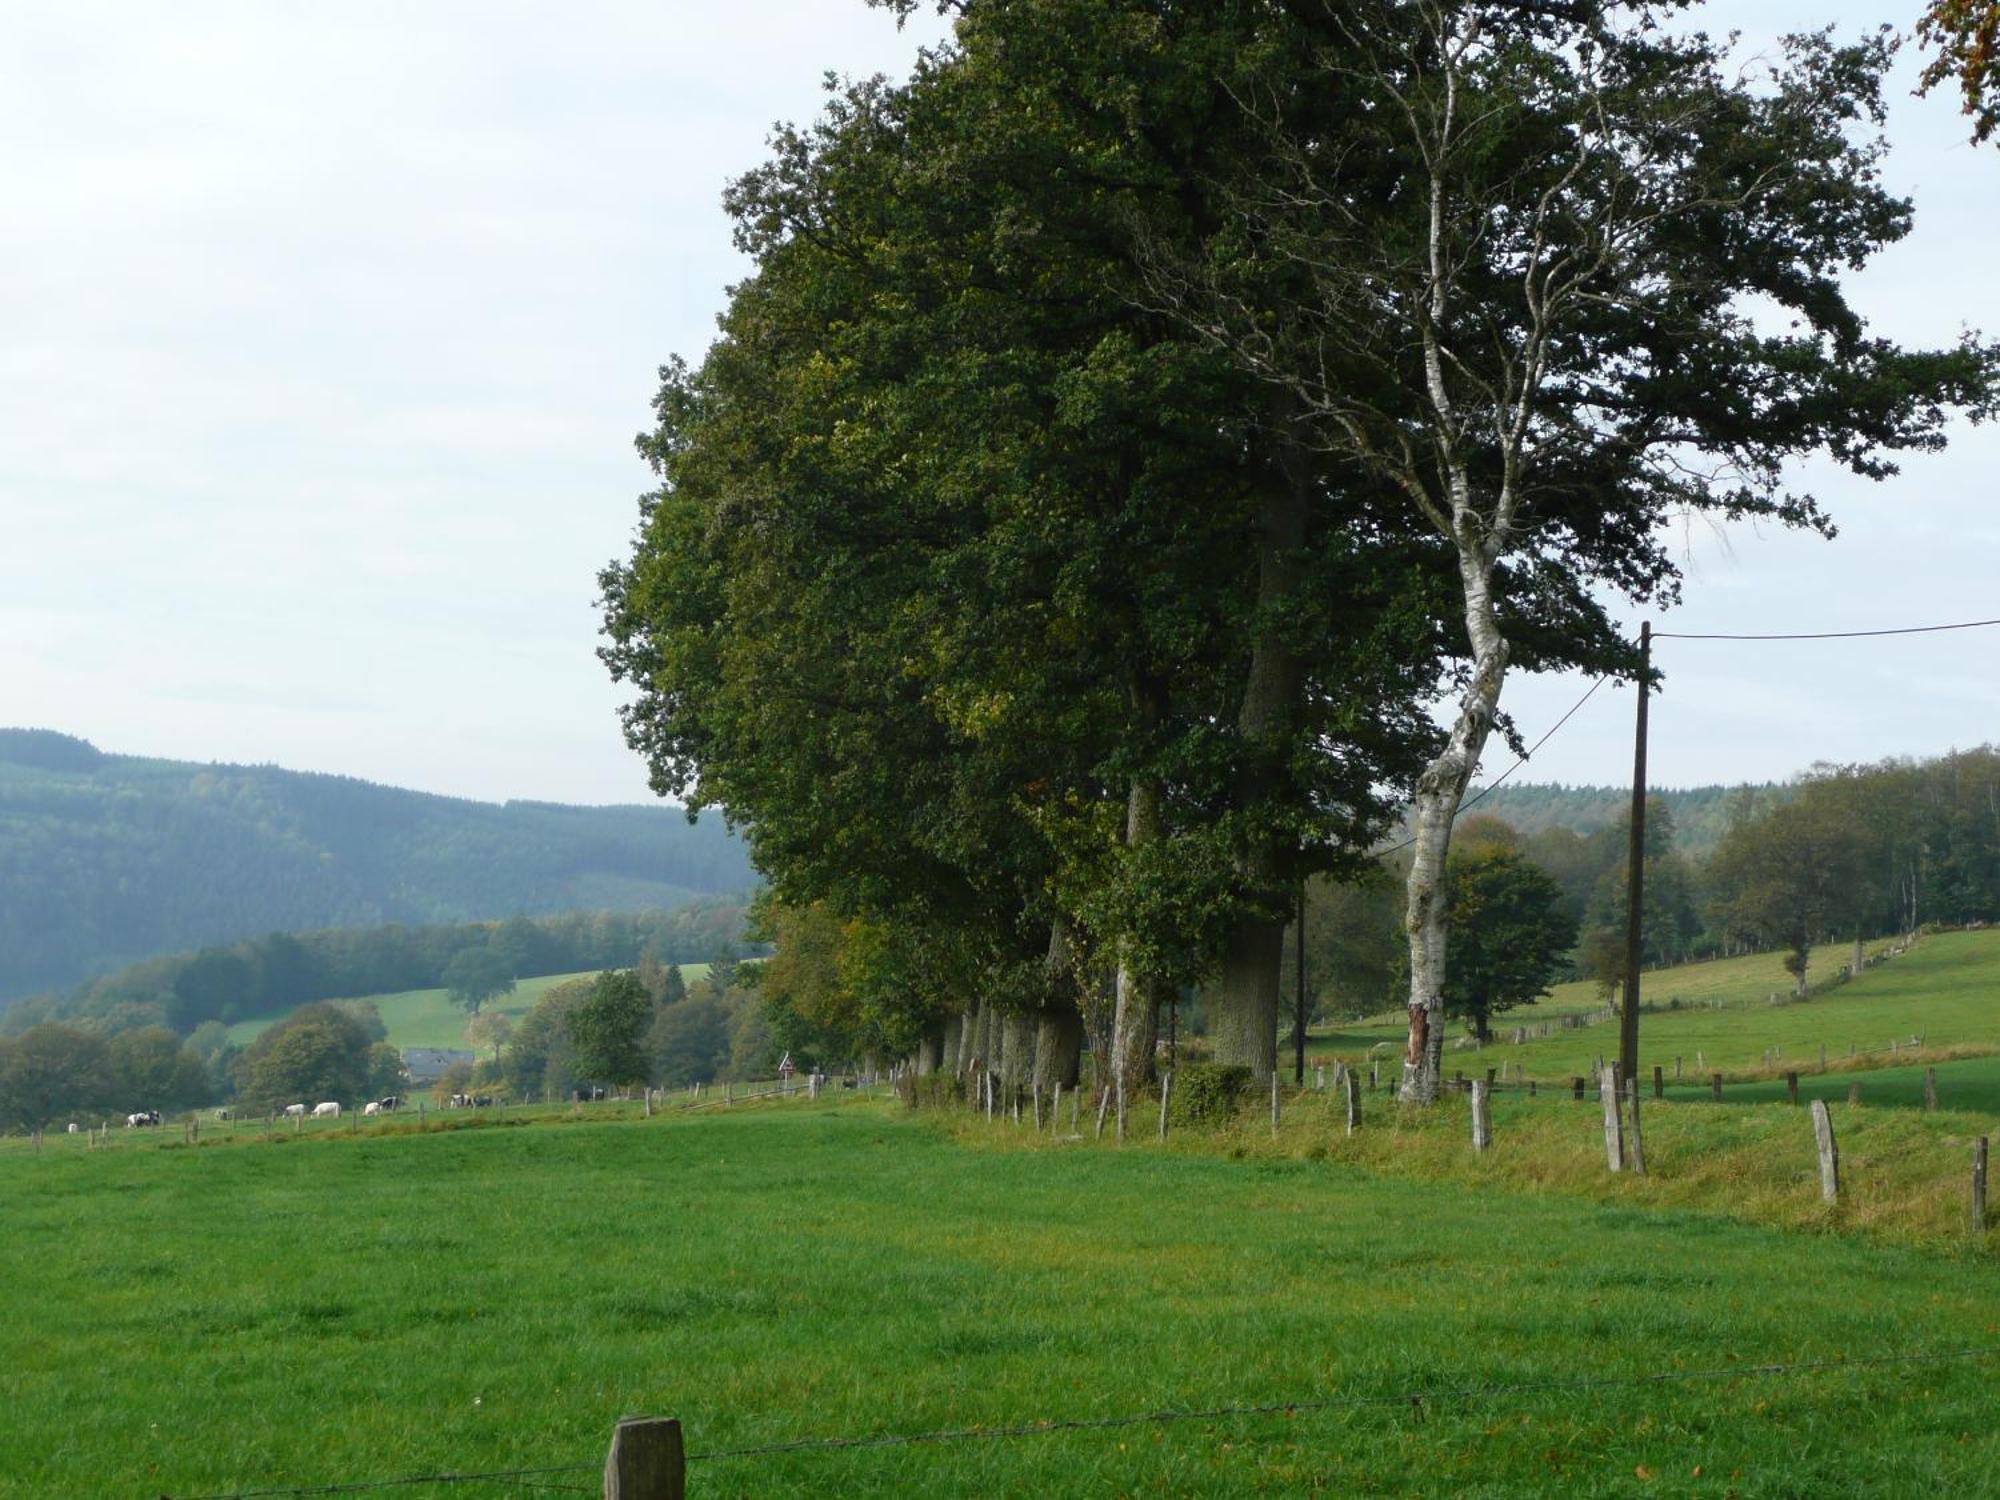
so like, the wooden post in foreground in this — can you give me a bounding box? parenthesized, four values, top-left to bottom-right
(604, 1416, 685, 1500)
(1094, 1085, 1110, 1140)
(1973, 1137, 1989, 1236)
(1344, 1067, 1361, 1135)
(1600, 1066, 1624, 1173)
(1711, 1073, 1723, 1103)
(1848, 1079, 1862, 1107)
(1050, 1082, 1062, 1135)
(1924, 1067, 1938, 1114)
(1470, 1080, 1492, 1153)
(1270, 1072, 1280, 1138)
(1811, 1099, 1839, 1204)
(1786, 1072, 1799, 1106)
(1652, 1065, 1663, 1100)
(1157, 1071, 1173, 1140)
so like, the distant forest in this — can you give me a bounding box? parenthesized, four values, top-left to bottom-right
(1459, 782, 1789, 857)
(0, 899, 752, 1040)
(0, 729, 756, 1001)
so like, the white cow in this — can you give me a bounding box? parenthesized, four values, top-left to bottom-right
(213, 1108, 232, 1122)
(284, 1103, 308, 1117)
(312, 1101, 341, 1119)
(67, 1122, 79, 1134)
(363, 1101, 382, 1116)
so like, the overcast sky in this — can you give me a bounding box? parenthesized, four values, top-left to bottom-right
(2, 2, 1993, 807)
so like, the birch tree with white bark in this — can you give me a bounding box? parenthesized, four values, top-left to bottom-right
(1138, 0, 1995, 1100)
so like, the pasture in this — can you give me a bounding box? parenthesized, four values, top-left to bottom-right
(6, 1096, 2000, 1498)
(222, 963, 715, 1052)
(1315, 930, 2000, 1081)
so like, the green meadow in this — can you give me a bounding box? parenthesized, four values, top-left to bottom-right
(1315, 930, 2000, 1082)
(7, 1095, 2000, 1499)
(224, 963, 714, 1053)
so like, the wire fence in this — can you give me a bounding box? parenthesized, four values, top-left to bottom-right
(156, 1342, 2000, 1499)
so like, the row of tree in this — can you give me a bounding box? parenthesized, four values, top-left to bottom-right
(600, 0, 1995, 1103)
(1, 898, 752, 1039)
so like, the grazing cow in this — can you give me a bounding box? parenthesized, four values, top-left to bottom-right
(125, 1111, 161, 1128)
(312, 1101, 341, 1118)
(213, 1108, 232, 1122)
(284, 1103, 308, 1117)
(378, 1095, 402, 1112)
(471, 1095, 494, 1108)
(448, 1093, 471, 1109)
(363, 1101, 382, 1116)
(67, 1123, 79, 1134)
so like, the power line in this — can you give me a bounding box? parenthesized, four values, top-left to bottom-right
(1655, 616, 2000, 642)
(1376, 671, 1615, 856)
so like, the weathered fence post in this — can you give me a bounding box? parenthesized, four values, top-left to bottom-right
(1157, 1071, 1173, 1141)
(1848, 1079, 1862, 1107)
(1071, 1084, 1080, 1134)
(1811, 1099, 1839, 1204)
(1973, 1137, 1989, 1236)
(604, 1416, 685, 1500)
(1344, 1067, 1360, 1135)
(1625, 1078, 1646, 1176)
(1600, 1066, 1624, 1173)
(1270, 1073, 1281, 1138)
(1924, 1067, 1938, 1114)
(1819, 1042, 1827, 1072)
(1115, 1073, 1127, 1143)
(1470, 1080, 1493, 1153)
(1674, 1055, 1683, 1082)
(1572, 1076, 1585, 1102)
(1094, 1084, 1110, 1141)
(1786, 1072, 1799, 1106)
(1711, 1073, 1723, 1103)
(1369, 1060, 1380, 1092)
(643, 1089, 653, 1119)
(1653, 1065, 1663, 1100)
(1050, 1082, 1062, 1135)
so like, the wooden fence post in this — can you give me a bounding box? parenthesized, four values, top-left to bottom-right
(1810, 1099, 1839, 1204)
(1711, 1073, 1723, 1103)
(1470, 1080, 1492, 1153)
(1369, 1061, 1379, 1092)
(1848, 1080, 1862, 1107)
(1572, 1076, 1585, 1101)
(1270, 1073, 1281, 1138)
(1600, 1066, 1624, 1173)
(1115, 1073, 1127, 1143)
(1094, 1084, 1110, 1141)
(1924, 1067, 1938, 1114)
(1973, 1137, 1989, 1236)
(1625, 1078, 1646, 1176)
(1344, 1068, 1361, 1135)
(604, 1416, 685, 1500)
(1674, 1055, 1683, 1082)
(1652, 1065, 1663, 1100)
(1071, 1085, 1080, 1134)
(1157, 1071, 1173, 1141)
(1786, 1072, 1799, 1106)
(1051, 1082, 1062, 1134)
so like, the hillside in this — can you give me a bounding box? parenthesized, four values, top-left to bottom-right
(223, 963, 715, 1052)
(1463, 779, 1789, 855)
(0, 728, 755, 1002)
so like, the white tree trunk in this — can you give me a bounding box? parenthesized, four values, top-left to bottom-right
(1110, 776, 1164, 1104)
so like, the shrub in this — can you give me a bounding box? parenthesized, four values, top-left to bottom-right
(1167, 1062, 1253, 1127)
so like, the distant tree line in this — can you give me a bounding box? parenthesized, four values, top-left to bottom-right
(0, 897, 752, 1040)
(0, 727, 756, 1000)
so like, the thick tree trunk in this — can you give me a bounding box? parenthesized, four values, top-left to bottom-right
(1210, 451, 1309, 1085)
(1111, 776, 1166, 1104)
(1000, 1010, 1035, 1092)
(955, 1003, 979, 1074)
(1401, 557, 1509, 1104)
(915, 1020, 946, 1076)
(1032, 1004, 1085, 1092)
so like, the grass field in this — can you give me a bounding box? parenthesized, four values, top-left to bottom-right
(224, 963, 714, 1052)
(8, 1096, 2000, 1498)
(1314, 930, 2000, 1082)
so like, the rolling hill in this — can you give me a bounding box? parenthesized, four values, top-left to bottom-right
(0, 728, 754, 1002)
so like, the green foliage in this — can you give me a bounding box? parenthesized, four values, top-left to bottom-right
(566, 971, 653, 1089)
(232, 1002, 374, 1110)
(441, 945, 515, 1017)
(1441, 851, 1579, 1041)
(0, 1023, 112, 1130)
(0, 732, 756, 1002)
(647, 995, 733, 1088)
(6, 898, 751, 1040)
(498, 977, 590, 1103)
(105, 1027, 211, 1112)
(365, 1042, 409, 1099)
(1166, 1062, 1253, 1127)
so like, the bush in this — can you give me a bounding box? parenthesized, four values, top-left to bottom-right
(1167, 1063, 1253, 1127)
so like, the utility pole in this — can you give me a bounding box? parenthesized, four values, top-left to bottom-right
(1620, 621, 1651, 1091)
(1294, 879, 1307, 1085)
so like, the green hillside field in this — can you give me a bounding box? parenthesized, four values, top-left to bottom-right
(1313, 930, 2000, 1083)
(7, 1098, 2000, 1498)
(225, 963, 714, 1053)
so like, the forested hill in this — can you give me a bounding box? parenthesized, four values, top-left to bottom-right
(0, 729, 755, 1002)
(1464, 781, 1788, 855)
